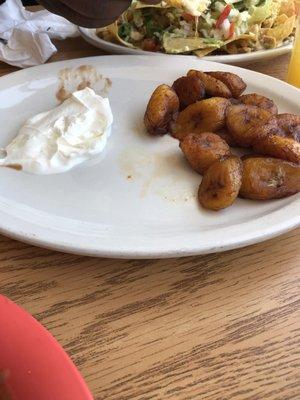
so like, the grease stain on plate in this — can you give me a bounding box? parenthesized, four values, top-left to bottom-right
(56, 65, 112, 103)
(118, 147, 199, 203)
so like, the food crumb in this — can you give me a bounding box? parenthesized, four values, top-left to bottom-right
(7, 164, 22, 171)
(127, 175, 132, 179)
(56, 65, 112, 103)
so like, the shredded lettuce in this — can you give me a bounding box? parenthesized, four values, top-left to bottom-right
(249, 0, 273, 24)
(118, 22, 132, 40)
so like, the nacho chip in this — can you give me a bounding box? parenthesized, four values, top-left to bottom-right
(279, 0, 296, 17)
(163, 34, 222, 53)
(194, 47, 219, 57)
(263, 15, 296, 42)
(261, 35, 277, 48)
(107, 21, 138, 49)
(222, 33, 257, 53)
(270, 0, 285, 19)
(248, 24, 261, 37)
(275, 14, 289, 25)
(262, 17, 276, 28)
(226, 40, 253, 54)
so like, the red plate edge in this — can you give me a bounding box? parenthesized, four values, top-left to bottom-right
(0, 295, 94, 400)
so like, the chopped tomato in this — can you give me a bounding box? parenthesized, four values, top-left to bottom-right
(216, 4, 231, 29)
(182, 12, 195, 22)
(142, 38, 160, 52)
(228, 21, 235, 39)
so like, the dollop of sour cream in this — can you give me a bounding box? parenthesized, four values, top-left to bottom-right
(182, 0, 210, 16)
(0, 87, 113, 174)
(166, 0, 211, 16)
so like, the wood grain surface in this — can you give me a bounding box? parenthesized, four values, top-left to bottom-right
(0, 37, 300, 400)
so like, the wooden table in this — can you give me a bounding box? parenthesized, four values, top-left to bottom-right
(1, 39, 299, 400)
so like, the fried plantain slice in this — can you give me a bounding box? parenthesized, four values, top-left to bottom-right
(226, 104, 273, 147)
(239, 93, 278, 115)
(215, 129, 239, 147)
(172, 75, 205, 110)
(144, 84, 179, 135)
(187, 70, 232, 98)
(173, 97, 230, 141)
(276, 114, 300, 142)
(253, 134, 300, 164)
(255, 114, 300, 142)
(198, 156, 243, 211)
(180, 132, 231, 175)
(240, 157, 300, 200)
(206, 71, 247, 98)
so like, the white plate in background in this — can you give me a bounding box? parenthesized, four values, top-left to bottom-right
(79, 27, 292, 64)
(0, 55, 299, 258)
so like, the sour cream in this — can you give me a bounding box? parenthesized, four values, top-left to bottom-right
(0, 87, 113, 174)
(183, 0, 211, 15)
(167, 0, 211, 16)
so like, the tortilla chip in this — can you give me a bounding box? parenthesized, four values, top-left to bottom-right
(279, 0, 296, 17)
(225, 40, 253, 54)
(269, 0, 284, 20)
(275, 14, 289, 25)
(163, 35, 222, 53)
(163, 0, 183, 8)
(194, 47, 219, 57)
(96, 26, 108, 33)
(262, 17, 276, 28)
(248, 24, 261, 37)
(263, 15, 296, 42)
(225, 33, 257, 45)
(221, 34, 256, 54)
(261, 35, 277, 48)
(96, 26, 118, 43)
(107, 22, 137, 49)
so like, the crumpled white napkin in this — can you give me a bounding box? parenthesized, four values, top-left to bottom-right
(0, 0, 78, 68)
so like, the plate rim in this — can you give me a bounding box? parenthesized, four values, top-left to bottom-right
(0, 204, 299, 258)
(78, 26, 293, 64)
(0, 54, 299, 258)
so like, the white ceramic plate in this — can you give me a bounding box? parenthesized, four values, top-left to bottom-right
(0, 55, 299, 258)
(79, 27, 292, 64)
